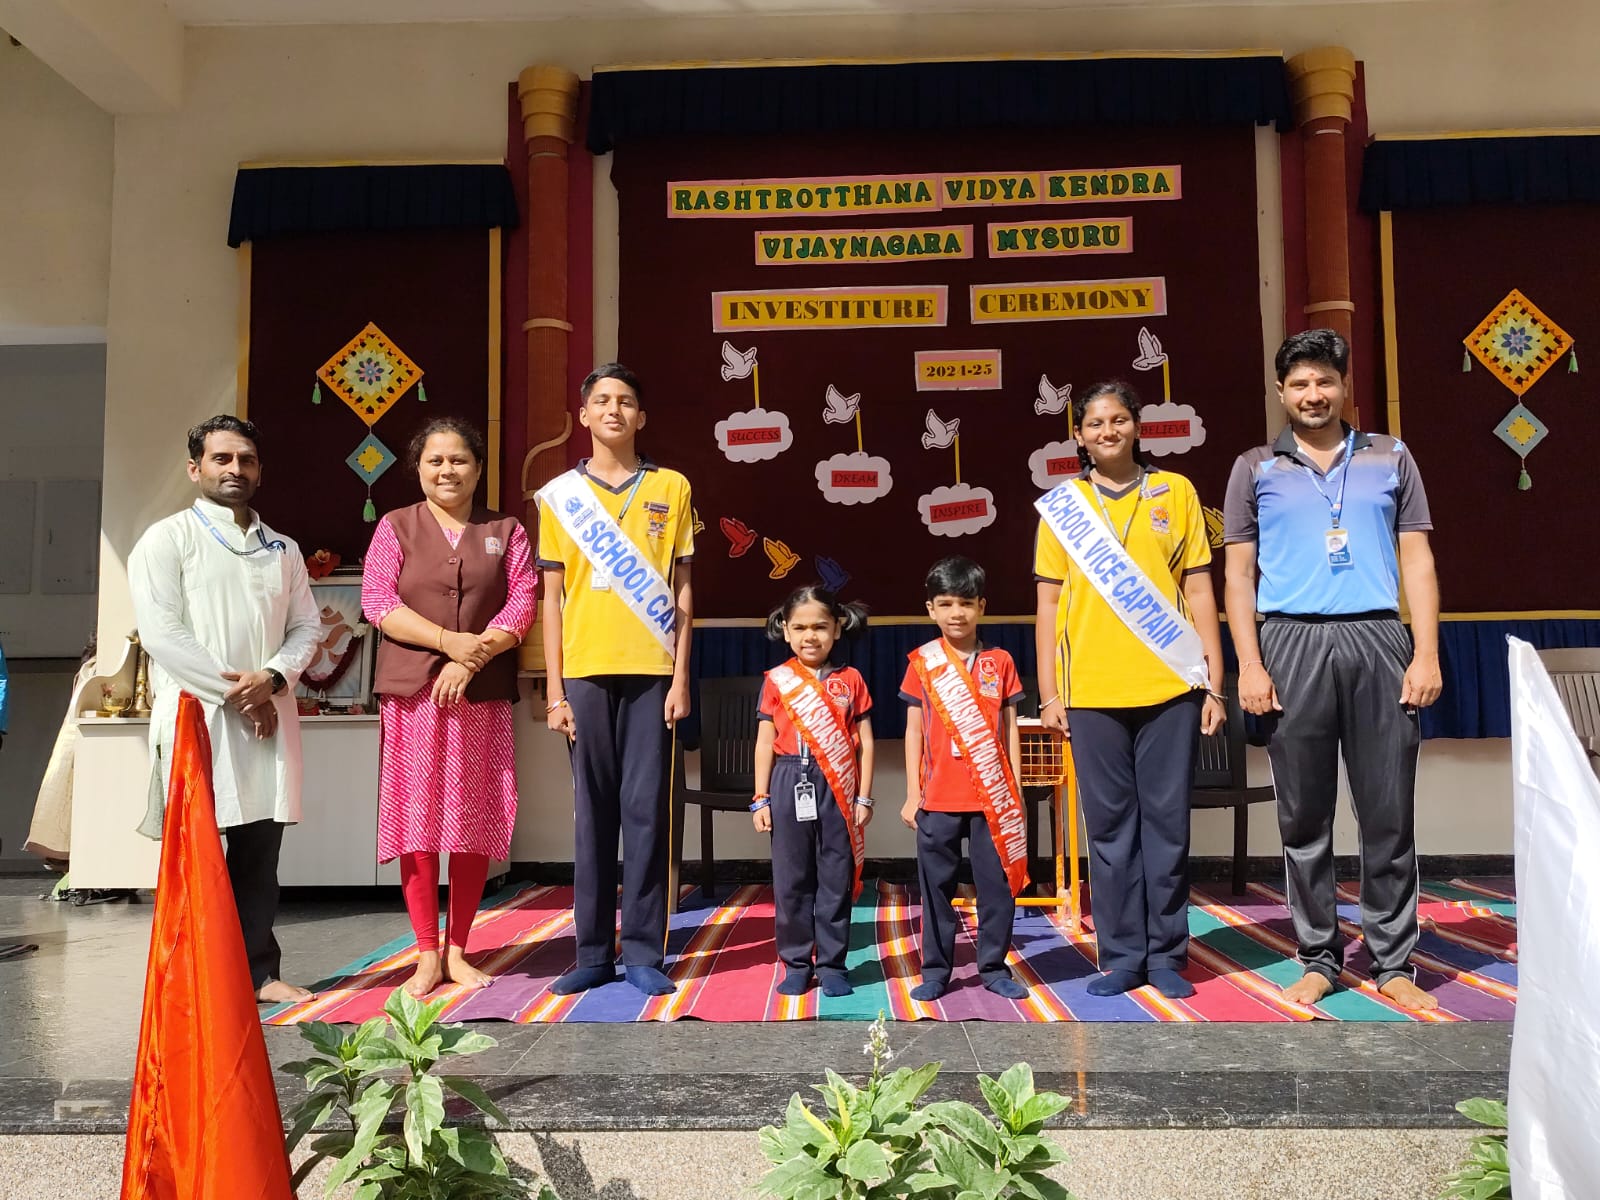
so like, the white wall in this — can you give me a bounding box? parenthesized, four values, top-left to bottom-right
(0, 41, 112, 340)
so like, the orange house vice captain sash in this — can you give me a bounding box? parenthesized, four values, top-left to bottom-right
(768, 659, 865, 900)
(910, 640, 1029, 897)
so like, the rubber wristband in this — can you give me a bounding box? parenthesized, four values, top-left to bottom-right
(749, 796, 771, 813)
(854, 796, 874, 808)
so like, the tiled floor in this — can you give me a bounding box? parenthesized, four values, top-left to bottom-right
(0, 876, 1508, 1134)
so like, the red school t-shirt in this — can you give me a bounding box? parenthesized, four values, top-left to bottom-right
(899, 644, 1023, 813)
(758, 664, 873, 756)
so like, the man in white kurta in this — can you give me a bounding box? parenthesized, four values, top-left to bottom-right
(129, 415, 321, 1003)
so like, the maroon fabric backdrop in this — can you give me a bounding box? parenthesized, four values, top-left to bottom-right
(1388, 204, 1594, 610)
(612, 126, 1265, 617)
(247, 228, 492, 562)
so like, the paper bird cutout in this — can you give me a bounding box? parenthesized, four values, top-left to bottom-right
(1203, 506, 1225, 549)
(764, 537, 801, 580)
(815, 555, 852, 592)
(921, 409, 960, 450)
(719, 341, 758, 382)
(720, 516, 757, 558)
(822, 384, 861, 425)
(691, 507, 705, 536)
(1034, 374, 1072, 416)
(1132, 326, 1167, 371)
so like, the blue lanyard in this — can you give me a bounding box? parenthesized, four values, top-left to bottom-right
(617, 468, 647, 520)
(1087, 467, 1149, 546)
(1298, 430, 1356, 529)
(190, 504, 286, 555)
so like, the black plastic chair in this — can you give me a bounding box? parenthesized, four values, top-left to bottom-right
(1190, 674, 1277, 894)
(670, 676, 763, 905)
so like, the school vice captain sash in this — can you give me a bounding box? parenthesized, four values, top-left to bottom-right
(538, 469, 677, 656)
(910, 640, 1029, 897)
(1034, 480, 1209, 690)
(768, 660, 865, 901)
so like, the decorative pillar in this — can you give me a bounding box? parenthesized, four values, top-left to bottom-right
(1286, 46, 1359, 423)
(517, 64, 580, 672)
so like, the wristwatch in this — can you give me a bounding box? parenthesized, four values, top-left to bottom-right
(266, 668, 287, 694)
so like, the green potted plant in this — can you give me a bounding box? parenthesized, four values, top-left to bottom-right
(282, 988, 557, 1199)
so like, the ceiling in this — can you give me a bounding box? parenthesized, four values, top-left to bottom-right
(164, 0, 1398, 25)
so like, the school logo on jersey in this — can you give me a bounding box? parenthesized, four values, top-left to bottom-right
(1150, 505, 1170, 535)
(825, 674, 852, 709)
(483, 535, 504, 556)
(977, 656, 1001, 698)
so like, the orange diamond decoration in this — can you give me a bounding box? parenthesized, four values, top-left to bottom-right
(1464, 289, 1572, 396)
(317, 322, 423, 426)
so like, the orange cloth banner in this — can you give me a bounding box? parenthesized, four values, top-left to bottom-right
(121, 693, 294, 1200)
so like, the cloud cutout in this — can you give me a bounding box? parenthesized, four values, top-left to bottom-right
(815, 451, 893, 505)
(1137, 402, 1206, 457)
(919, 483, 997, 538)
(1028, 439, 1082, 490)
(715, 408, 793, 463)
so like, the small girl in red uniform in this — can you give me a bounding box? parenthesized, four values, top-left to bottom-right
(751, 586, 875, 997)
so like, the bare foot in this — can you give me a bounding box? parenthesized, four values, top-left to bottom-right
(402, 951, 444, 999)
(445, 947, 493, 990)
(1281, 971, 1334, 1006)
(256, 978, 313, 1004)
(1378, 976, 1439, 1011)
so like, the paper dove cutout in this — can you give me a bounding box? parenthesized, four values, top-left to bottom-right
(921, 409, 960, 450)
(719, 341, 758, 382)
(1034, 374, 1072, 416)
(815, 555, 852, 592)
(821, 384, 861, 425)
(763, 537, 801, 580)
(1132, 326, 1167, 371)
(691, 507, 705, 536)
(720, 516, 757, 558)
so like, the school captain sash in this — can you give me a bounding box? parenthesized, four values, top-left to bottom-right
(537, 469, 677, 656)
(768, 660, 865, 901)
(1034, 480, 1209, 690)
(910, 640, 1029, 897)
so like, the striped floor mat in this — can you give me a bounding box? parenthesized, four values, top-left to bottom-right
(264, 877, 1516, 1025)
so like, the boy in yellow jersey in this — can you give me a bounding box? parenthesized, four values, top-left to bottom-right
(536, 364, 694, 996)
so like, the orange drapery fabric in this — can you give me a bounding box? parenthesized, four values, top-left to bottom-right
(120, 693, 295, 1200)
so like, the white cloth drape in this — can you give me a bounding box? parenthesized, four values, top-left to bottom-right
(1508, 636, 1600, 1199)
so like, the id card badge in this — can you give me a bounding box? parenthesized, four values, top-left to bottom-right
(1325, 528, 1352, 567)
(793, 781, 818, 822)
(590, 569, 611, 590)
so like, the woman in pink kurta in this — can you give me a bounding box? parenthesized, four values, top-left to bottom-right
(362, 418, 535, 997)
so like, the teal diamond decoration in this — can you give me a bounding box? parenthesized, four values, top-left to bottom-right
(346, 433, 396, 484)
(1493, 403, 1548, 456)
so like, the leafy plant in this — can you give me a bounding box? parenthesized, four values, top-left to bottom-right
(282, 987, 556, 1200)
(916, 1064, 1076, 1200)
(756, 1013, 939, 1198)
(1439, 1098, 1511, 1200)
(756, 1013, 1076, 1200)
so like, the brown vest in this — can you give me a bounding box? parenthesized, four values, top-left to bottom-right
(373, 502, 522, 703)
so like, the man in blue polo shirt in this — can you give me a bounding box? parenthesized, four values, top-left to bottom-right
(1223, 328, 1442, 1012)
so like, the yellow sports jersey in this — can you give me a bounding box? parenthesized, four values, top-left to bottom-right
(1033, 469, 1211, 709)
(536, 460, 694, 677)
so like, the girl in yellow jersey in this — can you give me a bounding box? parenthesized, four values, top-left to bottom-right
(1034, 381, 1226, 1000)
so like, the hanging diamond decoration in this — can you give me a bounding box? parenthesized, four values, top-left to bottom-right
(317, 321, 424, 426)
(1493, 402, 1549, 491)
(1464, 289, 1572, 396)
(346, 433, 397, 484)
